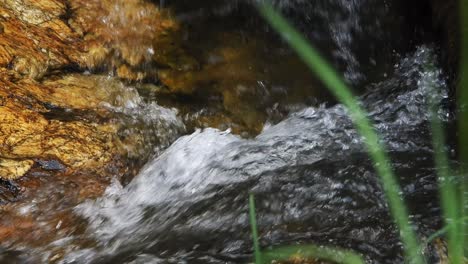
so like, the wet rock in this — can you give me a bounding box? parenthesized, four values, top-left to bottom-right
(0, 0, 309, 137)
(0, 1, 78, 79)
(0, 247, 25, 263)
(0, 0, 192, 179)
(432, 238, 449, 264)
(0, 159, 34, 180)
(69, 0, 197, 81)
(277, 258, 331, 264)
(36, 159, 66, 171)
(40, 74, 141, 110)
(0, 0, 193, 81)
(4, 0, 66, 25)
(0, 0, 184, 254)
(0, 71, 148, 180)
(0, 102, 117, 173)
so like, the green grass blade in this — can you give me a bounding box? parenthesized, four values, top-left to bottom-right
(256, 3, 423, 263)
(262, 244, 365, 264)
(249, 193, 263, 264)
(459, 0, 468, 257)
(426, 62, 462, 263)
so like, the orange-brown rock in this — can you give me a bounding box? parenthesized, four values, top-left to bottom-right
(0, 92, 114, 179)
(0, 0, 189, 254)
(68, 0, 197, 80)
(0, 159, 34, 180)
(0, 70, 146, 179)
(0, 0, 79, 79)
(0, 0, 194, 81)
(0, 0, 193, 180)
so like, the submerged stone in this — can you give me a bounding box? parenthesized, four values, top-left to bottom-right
(36, 159, 65, 171)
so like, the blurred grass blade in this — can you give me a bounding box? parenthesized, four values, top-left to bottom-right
(249, 194, 262, 264)
(256, 2, 423, 263)
(262, 244, 364, 264)
(425, 62, 462, 263)
(459, 0, 468, 256)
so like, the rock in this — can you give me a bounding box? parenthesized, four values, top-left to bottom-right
(0, 96, 117, 172)
(0, 0, 193, 81)
(68, 0, 197, 81)
(3, 0, 66, 25)
(0, 0, 191, 179)
(1, 0, 305, 138)
(432, 238, 449, 264)
(40, 74, 141, 110)
(0, 0, 192, 251)
(0, 159, 34, 180)
(0, 1, 78, 79)
(0, 71, 147, 179)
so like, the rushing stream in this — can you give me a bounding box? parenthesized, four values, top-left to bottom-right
(58, 46, 447, 264)
(0, 0, 451, 263)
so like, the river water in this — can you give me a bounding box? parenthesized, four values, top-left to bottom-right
(0, 0, 451, 263)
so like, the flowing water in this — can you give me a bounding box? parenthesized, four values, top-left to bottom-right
(61, 46, 447, 264)
(0, 0, 451, 263)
